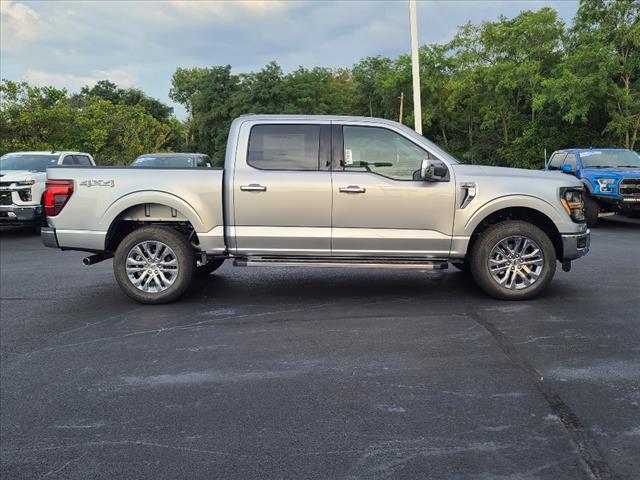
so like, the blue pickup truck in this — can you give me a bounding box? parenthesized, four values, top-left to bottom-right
(545, 148, 640, 226)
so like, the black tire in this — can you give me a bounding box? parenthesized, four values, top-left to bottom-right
(196, 258, 225, 276)
(470, 221, 557, 300)
(113, 226, 195, 304)
(584, 194, 599, 227)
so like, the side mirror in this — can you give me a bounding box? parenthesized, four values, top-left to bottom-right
(421, 158, 449, 182)
(561, 164, 574, 174)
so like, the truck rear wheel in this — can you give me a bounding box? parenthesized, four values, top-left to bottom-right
(470, 221, 556, 300)
(114, 226, 195, 304)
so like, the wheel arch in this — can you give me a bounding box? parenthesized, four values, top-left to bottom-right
(104, 197, 200, 253)
(465, 207, 563, 261)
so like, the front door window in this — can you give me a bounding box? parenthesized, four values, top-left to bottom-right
(342, 126, 436, 181)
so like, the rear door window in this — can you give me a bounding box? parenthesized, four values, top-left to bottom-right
(61, 155, 75, 166)
(248, 125, 320, 171)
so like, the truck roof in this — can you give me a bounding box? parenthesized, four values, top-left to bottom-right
(137, 152, 208, 157)
(554, 148, 630, 154)
(239, 114, 403, 124)
(3, 151, 91, 156)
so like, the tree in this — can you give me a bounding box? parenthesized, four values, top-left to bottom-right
(0, 80, 178, 164)
(542, 0, 639, 148)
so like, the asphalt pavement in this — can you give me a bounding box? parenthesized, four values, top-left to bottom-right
(1, 218, 639, 479)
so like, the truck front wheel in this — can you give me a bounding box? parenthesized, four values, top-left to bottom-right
(584, 194, 599, 227)
(114, 226, 195, 304)
(470, 221, 556, 300)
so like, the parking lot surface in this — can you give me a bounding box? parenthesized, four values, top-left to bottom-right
(1, 218, 639, 479)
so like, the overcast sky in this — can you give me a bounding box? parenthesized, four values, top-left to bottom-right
(1, 0, 580, 119)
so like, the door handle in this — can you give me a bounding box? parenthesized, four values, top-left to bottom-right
(339, 185, 366, 194)
(240, 184, 267, 192)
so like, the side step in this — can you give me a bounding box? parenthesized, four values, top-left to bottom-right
(233, 257, 448, 270)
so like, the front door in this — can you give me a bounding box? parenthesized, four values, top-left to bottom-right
(331, 124, 456, 257)
(233, 122, 332, 256)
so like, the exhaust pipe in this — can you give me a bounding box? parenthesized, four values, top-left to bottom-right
(83, 253, 113, 266)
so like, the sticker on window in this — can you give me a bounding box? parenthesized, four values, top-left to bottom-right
(344, 148, 353, 166)
(580, 151, 602, 157)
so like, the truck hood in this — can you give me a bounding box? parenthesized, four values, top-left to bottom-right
(581, 167, 640, 180)
(452, 164, 582, 185)
(0, 170, 46, 183)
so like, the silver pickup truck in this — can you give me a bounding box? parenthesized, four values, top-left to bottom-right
(42, 115, 590, 304)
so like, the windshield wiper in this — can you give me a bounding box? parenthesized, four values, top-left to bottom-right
(616, 165, 640, 168)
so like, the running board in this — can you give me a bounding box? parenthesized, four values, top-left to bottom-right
(233, 257, 448, 270)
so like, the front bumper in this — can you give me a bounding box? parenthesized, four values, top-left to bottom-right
(0, 204, 41, 223)
(594, 195, 640, 212)
(561, 230, 590, 261)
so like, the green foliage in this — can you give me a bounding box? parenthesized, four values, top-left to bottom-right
(3, 2, 638, 168)
(1, 80, 183, 164)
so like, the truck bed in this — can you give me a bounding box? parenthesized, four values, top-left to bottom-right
(46, 166, 225, 253)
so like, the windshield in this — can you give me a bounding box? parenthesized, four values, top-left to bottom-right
(0, 154, 58, 172)
(580, 150, 640, 168)
(132, 155, 195, 168)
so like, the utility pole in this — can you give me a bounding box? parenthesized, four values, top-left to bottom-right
(409, 0, 422, 134)
(399, 92, 404, 124)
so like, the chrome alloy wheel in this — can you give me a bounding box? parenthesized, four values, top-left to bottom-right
(488, 235, 544, 290)
(125, 241, 179, 293)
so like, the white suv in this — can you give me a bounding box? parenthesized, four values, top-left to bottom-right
(0, 151, 95, 228)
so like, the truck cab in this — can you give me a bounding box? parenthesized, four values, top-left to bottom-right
(545, 148, 640, 226)
(0, 151, 95, 228)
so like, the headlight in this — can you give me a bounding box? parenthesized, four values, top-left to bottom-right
(16, 180, 35, 201)
(561, 189, 585, 223)
(596, 178, 616, 193)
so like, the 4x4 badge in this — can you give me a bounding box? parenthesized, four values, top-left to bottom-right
(80, 179, 114, 188)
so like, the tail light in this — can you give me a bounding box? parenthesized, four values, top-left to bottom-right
(44, 179, 74, 216)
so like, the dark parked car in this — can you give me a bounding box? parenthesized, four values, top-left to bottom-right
(131, 153, 212, 168)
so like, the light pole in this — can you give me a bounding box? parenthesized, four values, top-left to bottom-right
(409, 0, 422, 134)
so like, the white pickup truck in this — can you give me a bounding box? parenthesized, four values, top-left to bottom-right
(1, 151, 95, 229)
(42, 115, 590, 303)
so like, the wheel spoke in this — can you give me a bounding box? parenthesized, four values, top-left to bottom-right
(126, 240, 179, 294)
(488, 235, 544, 291)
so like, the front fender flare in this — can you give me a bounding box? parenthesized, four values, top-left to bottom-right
(460, 194, 568, 236)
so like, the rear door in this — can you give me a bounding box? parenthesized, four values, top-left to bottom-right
(330, 123, 456, 257)
(232, 121, 332, 256)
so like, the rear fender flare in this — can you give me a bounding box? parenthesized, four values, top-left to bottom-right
(100, 191, 204, 233)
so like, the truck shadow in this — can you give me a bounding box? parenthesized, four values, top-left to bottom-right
(182, 265, 576, 307)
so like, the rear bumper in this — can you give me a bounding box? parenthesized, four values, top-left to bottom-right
(41, 226, 59, 248)
(0, 204, 41, 223)
(561, 230, 590, 261)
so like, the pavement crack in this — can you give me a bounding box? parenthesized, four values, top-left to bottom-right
(467, 310, 617, 480)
